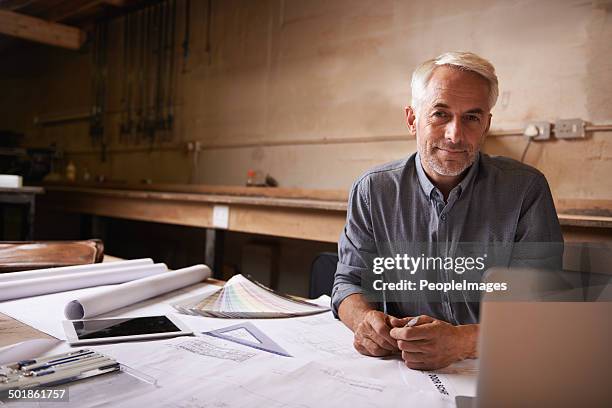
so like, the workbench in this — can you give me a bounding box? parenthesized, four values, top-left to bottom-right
(38, 184, 347, 243)
(36, 183, 612, 242)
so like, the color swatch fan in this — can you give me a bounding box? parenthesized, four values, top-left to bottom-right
(173, 274, 329, 318)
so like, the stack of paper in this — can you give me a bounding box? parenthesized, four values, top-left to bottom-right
(0, 174, 22, 188)
(173, 274, 329, 318)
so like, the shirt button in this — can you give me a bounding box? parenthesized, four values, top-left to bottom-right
(440, 214, 447, 221)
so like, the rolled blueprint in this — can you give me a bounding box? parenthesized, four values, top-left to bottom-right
(64, 264, 212, 319)
(0, 263, 167, 301)
(0, 258, 154, 283)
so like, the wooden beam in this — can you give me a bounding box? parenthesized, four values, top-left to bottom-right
(47, 0, 128, 23)
(0, 9, 86, 50)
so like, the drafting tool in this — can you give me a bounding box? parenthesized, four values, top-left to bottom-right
(202, 322, 292, 357)
(0, 349, 119, 393)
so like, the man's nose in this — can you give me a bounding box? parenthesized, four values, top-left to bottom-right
(445, 117, 463, 144)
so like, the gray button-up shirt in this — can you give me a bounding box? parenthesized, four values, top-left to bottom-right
(332, 152, 563, 324)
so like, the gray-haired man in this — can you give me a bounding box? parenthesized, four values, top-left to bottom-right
(332, 52, 563, 370)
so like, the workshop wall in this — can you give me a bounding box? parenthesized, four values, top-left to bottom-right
(0, 0, 611, 199)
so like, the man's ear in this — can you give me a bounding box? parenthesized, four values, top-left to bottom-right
(405, 106, 417, 136)
(484, 113, 492, 136)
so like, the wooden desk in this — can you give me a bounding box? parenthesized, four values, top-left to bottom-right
(0, 313, 54, 347)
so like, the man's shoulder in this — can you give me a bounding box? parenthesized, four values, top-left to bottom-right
(354, 154, 415, 187)
(479, 154, 547, 182)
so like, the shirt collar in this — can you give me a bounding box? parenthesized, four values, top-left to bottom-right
(415, 151, 481, 200)
(415, 152, 436, 198)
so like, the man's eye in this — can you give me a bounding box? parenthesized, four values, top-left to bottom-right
(465, 115, 480, 122)
(432, 111, 447, 118)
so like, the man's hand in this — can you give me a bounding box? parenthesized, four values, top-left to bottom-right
(337, 294, 401, 357)
(390, 315, 478, 370)
(353, 310, 399, 357)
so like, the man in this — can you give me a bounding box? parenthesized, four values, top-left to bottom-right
(332, 51, 563, 370)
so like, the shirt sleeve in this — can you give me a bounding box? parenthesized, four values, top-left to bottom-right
(331, 177, 378, 318)
(512, 173, 564, 269)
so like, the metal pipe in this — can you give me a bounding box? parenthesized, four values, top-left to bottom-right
(56, 120, 612, 156)
(586, 125, 612, 132)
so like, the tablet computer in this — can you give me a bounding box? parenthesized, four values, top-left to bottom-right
(62, 315, 192, 345)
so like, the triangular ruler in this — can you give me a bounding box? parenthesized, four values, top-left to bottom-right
(202, 322, 292, 357)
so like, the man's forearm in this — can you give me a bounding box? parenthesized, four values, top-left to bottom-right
(337, 293, 378, 332)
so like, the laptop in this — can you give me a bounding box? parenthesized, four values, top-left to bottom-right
(456, 266, 612, 408)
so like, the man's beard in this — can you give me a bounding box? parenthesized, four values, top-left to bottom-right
(419, 140, 479, 177)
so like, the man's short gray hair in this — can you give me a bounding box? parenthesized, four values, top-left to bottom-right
(411, 51, 499, 112)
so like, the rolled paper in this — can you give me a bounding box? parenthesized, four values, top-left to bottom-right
(0, 263, 167, 301)
(0, 258, 154, 283)
(64, 264, 212, 320)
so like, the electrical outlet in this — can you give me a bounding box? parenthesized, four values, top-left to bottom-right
(186, 141, 202, 152)
(524, 122, 551, 141)
(212, 205, 230, 229)
(554, 119, 586, 139)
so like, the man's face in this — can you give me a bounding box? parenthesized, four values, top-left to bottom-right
(407, 66, 492, 177)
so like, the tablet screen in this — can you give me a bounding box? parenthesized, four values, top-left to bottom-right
(73, 316, 181, 339)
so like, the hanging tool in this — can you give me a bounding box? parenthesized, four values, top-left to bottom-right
(89, 20, 108, 162)
(159, 0, 170, 139)
(182, 0, 191, 73)
(99, 20, 108, 161)
(135, 8, 143, 139)
(154, 1, 165, 136)
(162, 0, 172, 138)
(89, 23, 99, 140)
(89, 23, 100, 140)
(145, 4, 157, 143)
(144, 4, 156, 142)
(165, 0, 177, 136)
(205, 0, 212, 66)
(126, 11, 137, 141)
(119, 14, 129, 140)
(138, 6, 149, 139)
(108, 1, 180, 146)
